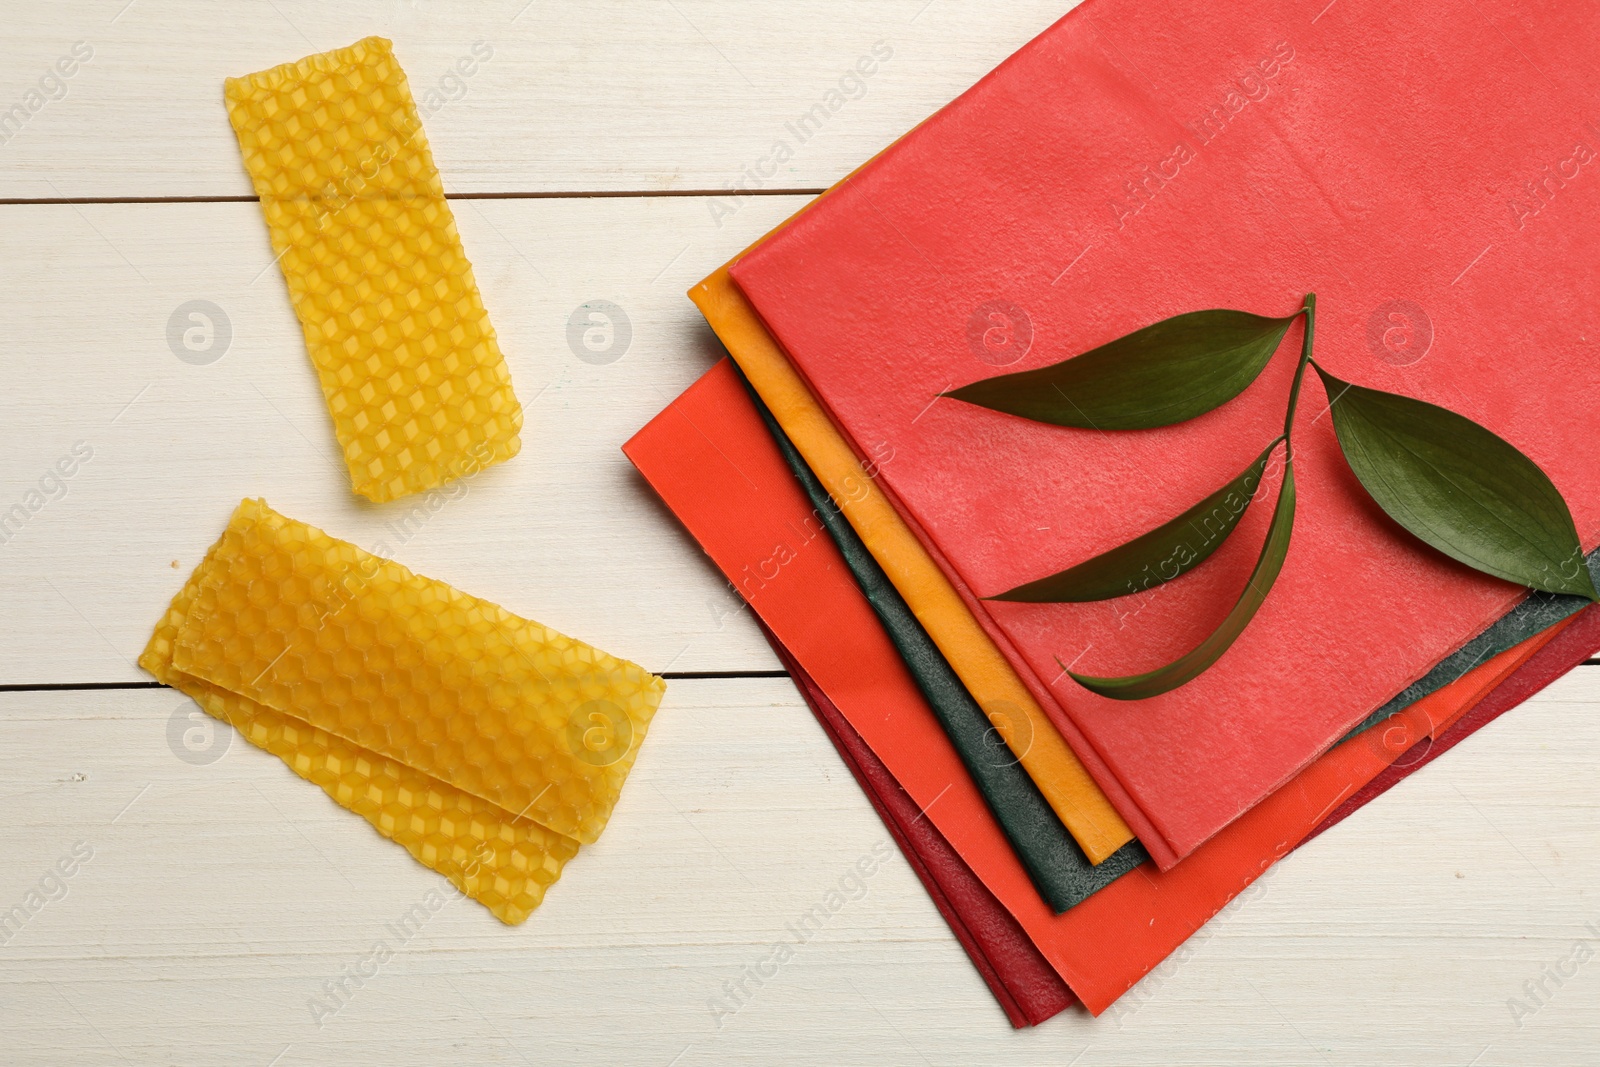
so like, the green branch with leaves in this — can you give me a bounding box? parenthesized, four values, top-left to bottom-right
(944, 294, 1598, 701)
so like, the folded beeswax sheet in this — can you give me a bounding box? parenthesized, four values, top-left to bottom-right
(142, 526, 578, 925)
(170, 499, 662, 844)
(144, 498, 665, 921)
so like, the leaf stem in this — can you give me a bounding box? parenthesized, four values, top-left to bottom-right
(1280, 293, 1317, 458)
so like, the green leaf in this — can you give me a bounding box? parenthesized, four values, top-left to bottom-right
(990, 439, 1282, 603)
(943, 309, 1299, 430)
(1067, 461, 1298, 700)
(1314, 365, 1599, 601)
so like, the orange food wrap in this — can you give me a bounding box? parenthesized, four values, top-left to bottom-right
(692, 265, 1134, 864)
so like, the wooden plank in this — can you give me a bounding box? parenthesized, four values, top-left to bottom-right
(5, 1, 1600, 1059)
(0, 0, 1078, 199)
(1, 674, 1599, 1063)
(0, 194, 814, 683)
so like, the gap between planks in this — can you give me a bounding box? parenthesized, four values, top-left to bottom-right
(5, 665, 1596, 694)
(0, 189, 826, 207)
(0, 670, 791, 693)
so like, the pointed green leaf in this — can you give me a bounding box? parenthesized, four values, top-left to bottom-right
(990, 439, 1282, 603)
(1067, 462, 1298, 700)
(943, 309, 1299, 430)
(1314, 365, 1598, 601)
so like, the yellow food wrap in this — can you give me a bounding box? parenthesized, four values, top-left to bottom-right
(224, 37, 522, 503)
(144, 500, 666, 922)
(692, 266, 1135, 863)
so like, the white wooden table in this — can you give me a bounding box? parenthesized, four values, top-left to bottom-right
(3, 3, 1598, 1064)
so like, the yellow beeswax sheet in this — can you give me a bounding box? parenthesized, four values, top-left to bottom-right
(168, 499, 666, 846)
(692, 266, 1135, 863)
(224, 37, 522, 503)
(141, 539, 580, 925)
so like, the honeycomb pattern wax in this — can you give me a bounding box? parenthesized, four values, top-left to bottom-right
(140, 538, 581, 925)
(224, 37, 522, 503)
(170, 499, 666, 845)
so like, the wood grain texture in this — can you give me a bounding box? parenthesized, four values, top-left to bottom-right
(1, 677, 1599, 1066)
(0, 0, 1077, 199)
(2, 1, 1599, 1061)
(0, 195, 813, 683)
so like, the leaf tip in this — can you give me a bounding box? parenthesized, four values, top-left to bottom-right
(1065, 669, 1143, 701)
(1055, 656, 1118, 699)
